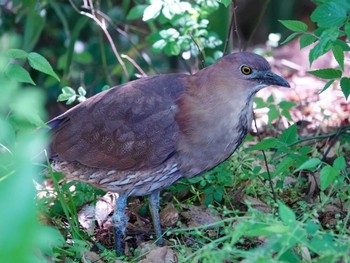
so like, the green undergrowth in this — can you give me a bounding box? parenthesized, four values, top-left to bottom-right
(1, 0, 350, 262)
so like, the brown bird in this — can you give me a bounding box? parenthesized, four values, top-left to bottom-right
(48, 52, 290, 253)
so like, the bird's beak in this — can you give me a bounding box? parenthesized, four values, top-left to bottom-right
(259, 71, 290, 88)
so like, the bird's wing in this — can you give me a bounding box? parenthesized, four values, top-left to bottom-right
(49, 74, 187, 170)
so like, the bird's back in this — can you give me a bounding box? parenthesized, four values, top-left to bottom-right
(49, 74, 187, 196)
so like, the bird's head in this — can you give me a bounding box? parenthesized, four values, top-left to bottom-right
(218, 51, 290, 92)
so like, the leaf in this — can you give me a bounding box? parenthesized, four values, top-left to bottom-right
(309, 28, 339, 64)
(248, 138, 279, 151)
(28, 52, 60, 81)
(299, 34, 317, 48)
(340, 77, 350, 99)
(333, 40, 350, 51)
(218, 0, 231, 8)
(279, 102, 295, 121)
(280, 32, 300, 45)
(165, 42, 181, 56)
(77, 86, 86, 96)
(345, 22, 350, 42)
(143, 2, 162, 21)
(6, 49, 28, 59)
(320, 165, 339, 191)
(23, 10, 45, 51)
(311, 2, 347, 28)
(279, 124, 297, 144)
(267, 104, 280, 123)
(279, 20, 308, 32)
(305, 220, 319, 235)
(333, 156, 345, 170)
(254, 97, 267, 109)
(295, 158, 321, 172)
(5, 64, 36, 85)
(152, 39, 167, 52)
(275, 157, 295, 175)
(320, 80, 335, 93)
(278, 201, 296, 226)
(57, 86, 76, 102)
(278, 101, 296, 110)
(308, 68, 342, 79)
(332, 45, 344, 70)
(127, 5, 147, 20)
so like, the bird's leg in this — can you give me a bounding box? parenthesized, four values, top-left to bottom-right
(112, 194, 128, 255)
(148, 190, 164, 245)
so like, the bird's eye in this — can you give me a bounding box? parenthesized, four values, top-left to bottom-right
(241, 65, 252, 75)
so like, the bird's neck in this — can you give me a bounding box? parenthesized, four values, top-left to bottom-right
(175, 71, 256, 178)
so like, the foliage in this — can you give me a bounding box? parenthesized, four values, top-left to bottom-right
(1, 0, 350, 262)
(0, 39, 64, 262)
(280, 0, 350, 99)
(171, 202, 350, 262)
(127, 0, 224, 58)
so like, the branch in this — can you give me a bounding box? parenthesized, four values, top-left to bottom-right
(69, 0, 129, 80)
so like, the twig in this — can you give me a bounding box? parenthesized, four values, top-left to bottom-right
(321, 128, 342, 162)
(288, 126, 350, 147)
(252, 112, 277, 203)
(69, 0, 130, 80)
(121, 54, 147, 77)
(231, 0, 242, 51)
(189, 32, 205, 69)
(245, 0, 270, 50)
(223, 2, 234, 55)
(95, 9, 158, 74)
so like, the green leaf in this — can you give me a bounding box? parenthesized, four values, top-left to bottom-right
(332, 45, 344, 70)
(152, 39, 167, 52)
(279, 101, 296, 110)
(275, 157, 295, 175)
(279, 20, 308, 32)
(333, 40, 350, 51)
(280, 32, 300, 45)
(305, 220, 319, 235)
(6, 49, 28, 59)
(143, 3, 162, 21)
(77, 86, 86, 96)
(278, 201, 296, 226)
(268, 104, 279, 123)
(333, 156, 345, 170)
(279, 101, 296, 121)
(61, 86, 76, 96)
(320, 165, 339, 191)
(320, 80, 335, 93)
(309, 28, 339, 64)
(28, 52, 60, 81)
(340, 77, 350, 99)
(308, 68, 342, 79)
(165, 42, 181, 56)
(345, 23, 350, 42)
(127, 5, 147, 20)
(57, 86, 76, 103)
(295, 158, 321, 172)
(23, 10, 45, 51)
(218, 0, 231, 8)
(254, 97, 267, 109)
(248, 138, 279, 151)
(279, 124, 297, 144)
(5, 64, 36, 85)
(299, 34, 317, 48)
(311, 2, 347, 28)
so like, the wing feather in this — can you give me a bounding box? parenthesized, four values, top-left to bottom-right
(49, 74, 187, 171)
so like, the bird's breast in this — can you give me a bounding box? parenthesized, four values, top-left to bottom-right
(175, 93, 254, 178)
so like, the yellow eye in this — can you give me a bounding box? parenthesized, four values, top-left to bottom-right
(241, 65, 252, 75)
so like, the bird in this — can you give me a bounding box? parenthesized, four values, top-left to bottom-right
(47, 51, 290, 254)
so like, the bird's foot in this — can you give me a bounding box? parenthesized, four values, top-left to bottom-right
(113, 194, 128, 255)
